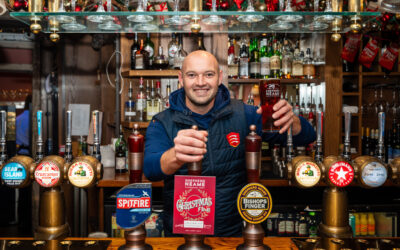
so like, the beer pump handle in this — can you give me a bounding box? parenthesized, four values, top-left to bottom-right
(246, 125, 261, 183)
(0, 111, 7, 164)
(343, 111, 351, 161)
(377, 112, 385, 161)
(286, 124, 294, 163)
(315, 111, 323, 163)
(65, 110, 72, 163)
(92, 110, 101, 161)
(36, 110, 44, 162)
(187, 125, 202, 176)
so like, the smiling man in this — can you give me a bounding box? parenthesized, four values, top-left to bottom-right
(144, 50, 316, 237)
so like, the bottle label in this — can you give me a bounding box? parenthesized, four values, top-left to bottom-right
(168, 46, 178, 58)
(239, 58, 249, 77)
(260, 57, 270, 76)
(146, 101, 159, 120)
(295, 161, 321, 187)
(125, 111, 136, 117)
(361, 161, 387, 187)
(267, 218, 273, 231)
(35, 161, 60, 187)
(68, 161, 95, 187)
(116, 157, 126, 170)
(250, 62, 260, 74)
(303, 64, 315, 77)
(292, 61, 303, 76)
(270, 55, 280, 70)
(228, 64, 239, 77)
(135, 55, 144, 69)
(282, 58, 292, 74)
(1, 162, 27, 187)
(299, 223, 308, 236)
(278, 221, 286, 234)
(285, 220, 294, 233)
(144, 46, 154, 58)
(136, 99, 146, 111)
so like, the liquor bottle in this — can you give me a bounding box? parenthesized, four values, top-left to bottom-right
(130, 33, 139, 70)
(300, 97, 306, 117)
(163, 81, 171, 109)
(125, 81, 136, 122)
(303, 48, 315, 79)
(294, 213, 300, 236)
(173, 34, 187, 69)
(146, 80, 158, 121)
(247, 92, 254, 105)
(298, 212, 308, 237)
(239, 43, 249, 79)
(270, 40, 281, 79)
(277, 213, 286, 237)
(168, 33, 179, 68)
(308, 212, 318, 237)
(115, 125, 127, 174)
(136, 77, 147, 122)
(135, 39, 149, 70)
(128, 124, 144, 183)
(292, 42, 303, 78)
(153, 46, 169, 69)
(285, 213, 295, 237)
(367, 212, 375, 236)
(146, 80, 150, 103)
(249, 37, 260, 79)
(386, 130, 393, 164)
(144, 33, 155, 68)
(155, 81, 163, 112)
(197, 33, 206, 51)
(228, 39, 239, 79)
(281, 39, 293, 79)
(260, 37, 270, 79)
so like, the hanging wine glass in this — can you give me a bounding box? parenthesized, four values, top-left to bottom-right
(165, 0, 190, 25)
(127, 0, 153, 23)
(275, 0, 302, 22)
(202, 0, 226, 25)
(55, 0, 75, 23)
(268, 21, 293, 31)
(61, 0, 87, 30)
(87, 0, 113, 23)
(237, 0, 264, 23)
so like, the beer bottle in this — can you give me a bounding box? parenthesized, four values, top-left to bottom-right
(367, 212, 375, 236)
(277, 213, 286, 237)
(360, 213, 368, 236)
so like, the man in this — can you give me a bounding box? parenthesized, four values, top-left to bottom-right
(144, 51, 316, 236)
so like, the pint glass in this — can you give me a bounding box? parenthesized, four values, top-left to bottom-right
(259, 79, 281, 133)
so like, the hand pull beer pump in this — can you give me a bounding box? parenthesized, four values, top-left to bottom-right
(286, 111, 323, 188)
(178, 125, 212, 250)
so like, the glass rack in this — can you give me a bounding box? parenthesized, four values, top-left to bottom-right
(10, 11, 381, 33)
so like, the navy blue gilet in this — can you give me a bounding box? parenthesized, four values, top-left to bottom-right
(153, 99, 248, 237)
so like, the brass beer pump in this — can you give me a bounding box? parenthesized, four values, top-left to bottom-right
(178, 125, 211, 250)
(237, 125, 270, 250)
(286, 111, 323, 188)
(319, 111, 355, 250)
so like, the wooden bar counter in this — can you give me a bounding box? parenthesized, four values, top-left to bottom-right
(0, 237, 298, 249)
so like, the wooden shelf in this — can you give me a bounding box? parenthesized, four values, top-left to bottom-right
(343, 72, 359, 76)
(122, 70, 180, 78)
(342, 92, 360, 96)
(361, 72, 400, 76)
(228, 78, 322, 84)
(261, 156, 272, 161)
(121, 121, 150, 129)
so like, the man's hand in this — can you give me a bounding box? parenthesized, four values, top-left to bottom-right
(256, 99, 302, 135)
(160, 128, 208, 175)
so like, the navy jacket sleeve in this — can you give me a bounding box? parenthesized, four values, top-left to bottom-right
(244, 104, 316, 146)
(143, 120, 173, 181)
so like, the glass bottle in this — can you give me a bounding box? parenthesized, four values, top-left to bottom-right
(298, 212, 308, 237)
(197, 33, 206, 51)
(303, 48, 315, 79)
(153, 46, 169, 69)
(285, 213, 295, 237)
(173, 34, 187, 69)
(144, 33, 155, 68)
(135, 39, 149, 70)
(260, 37, 270, 79)
(308, 212, 318, 237)
(277, 213, 286, 237)
(270, 39, 281, 79)
(239, 43, 249, 79)
(124, 81, 136, 122)
(163, 81, 171, 109)
(115, 125, 127, 174)
(168, 33, 179, 68)
(146, 80, 157, 121)
(155, 81, 163, 112)
(292, 42, 303, 78)
(249, 37, 260, 79)
(130, 33, 139, 70)
(281, 39, 293, 79)
(228, 39, 239, 79)
(136, 77, 147, 122)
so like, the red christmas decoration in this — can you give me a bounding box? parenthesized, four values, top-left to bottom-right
(75, 5, 82, 11)
(13, 0, 24, 11)
(233, 0, 244, 9)
(206, 0, 220, 10)
(265, 0, 278, 11)
(220, 0, 229, 9)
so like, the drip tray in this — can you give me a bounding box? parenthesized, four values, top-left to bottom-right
(0, 240, 111, 250)
(291, 237, 400, 250)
